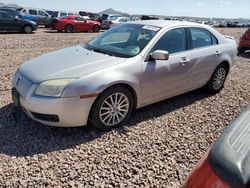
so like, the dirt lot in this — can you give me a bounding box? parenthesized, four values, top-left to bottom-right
(0, 28, 250, 187)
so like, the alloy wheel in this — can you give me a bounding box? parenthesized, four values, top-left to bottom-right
(99, 92, 129, 126)
(213, 67, 227, 90)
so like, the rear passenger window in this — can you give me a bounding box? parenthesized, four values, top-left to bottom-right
(29, 9, 37, 15)
(153, 28, 187, 54)
(190, 28, 218, 48)
(0, 12, 13, 19)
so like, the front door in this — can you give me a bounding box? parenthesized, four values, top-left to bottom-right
(75, 17, 91, 31)
(140, 28, 194, 105)
(38, 10, 50, 25)
(0, 12, 20, 31)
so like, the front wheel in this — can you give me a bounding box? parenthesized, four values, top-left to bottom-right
(205, 64, 228, 94)
(24, 25, 33, 34)
(90, 86, 133, 131)
(64, 24, 73, 33)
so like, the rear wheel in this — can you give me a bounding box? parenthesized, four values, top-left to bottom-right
(93, 25, 100, 33)
(64, 24, 73, 33)
(24, 25, 33, 34)
(90, 86, 133, 131)
(205, 64, 228, 94)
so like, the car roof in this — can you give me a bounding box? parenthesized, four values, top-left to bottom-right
(130, 20, 202, 28)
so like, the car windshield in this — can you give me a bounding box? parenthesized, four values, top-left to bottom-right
(84, 24, 160, 58)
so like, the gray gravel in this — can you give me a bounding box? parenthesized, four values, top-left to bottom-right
(0, 28, 250, 187)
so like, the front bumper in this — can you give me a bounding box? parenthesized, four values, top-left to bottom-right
(13, 85, 96, 127)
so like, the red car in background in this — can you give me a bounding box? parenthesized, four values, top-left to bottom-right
(238, 28, 250, 53)
(51, 16, 101, 33)
(184, 104, 250, 188)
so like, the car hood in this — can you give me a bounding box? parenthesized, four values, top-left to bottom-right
(19, 45, 125, 83)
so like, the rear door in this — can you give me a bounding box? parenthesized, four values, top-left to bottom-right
(188, 27, 221, 87)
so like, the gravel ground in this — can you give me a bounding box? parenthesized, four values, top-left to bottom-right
(0, 28, 250, 187)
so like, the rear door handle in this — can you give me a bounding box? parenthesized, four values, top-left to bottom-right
(180, 57, 190, 66)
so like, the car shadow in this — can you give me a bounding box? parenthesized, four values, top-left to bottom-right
(0, 89, 212, 157)
(237, 51, 250, 59)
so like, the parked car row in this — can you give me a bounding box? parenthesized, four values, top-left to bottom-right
(227, 21, 250, 28)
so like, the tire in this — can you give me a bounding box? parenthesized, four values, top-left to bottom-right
(238, 47, 245, 53)
(90, 86, 134, 131)
(93, 25, 100, 33)
(24, 25, 33, 34)
(64, 24, 73, 33)
(205, 64, 229, 94)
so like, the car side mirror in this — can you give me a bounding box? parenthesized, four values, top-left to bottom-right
(150, 50, 169, 60)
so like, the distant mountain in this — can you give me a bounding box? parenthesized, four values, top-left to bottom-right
(99, 8, 130, 17)
(0, 2, 21, 8)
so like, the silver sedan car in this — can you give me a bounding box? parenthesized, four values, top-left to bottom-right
(12, 20, 237, 130)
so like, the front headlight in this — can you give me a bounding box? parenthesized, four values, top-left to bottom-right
(35, 79, 75, 97)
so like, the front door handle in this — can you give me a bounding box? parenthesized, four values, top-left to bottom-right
(180, 57, 190, 66)
(215, 51, 221, 55)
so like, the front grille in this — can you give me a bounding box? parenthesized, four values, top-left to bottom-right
(13, 70, 32, 98)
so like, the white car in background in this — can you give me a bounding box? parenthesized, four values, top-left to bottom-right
(102, 16, 130, 29)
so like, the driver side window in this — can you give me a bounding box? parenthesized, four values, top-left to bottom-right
(153, 28, 187, 54)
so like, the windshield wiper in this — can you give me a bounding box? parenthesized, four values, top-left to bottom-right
(85, 44, 114, 56)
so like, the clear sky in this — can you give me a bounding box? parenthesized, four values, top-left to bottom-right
(1, 0, 249, 19)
